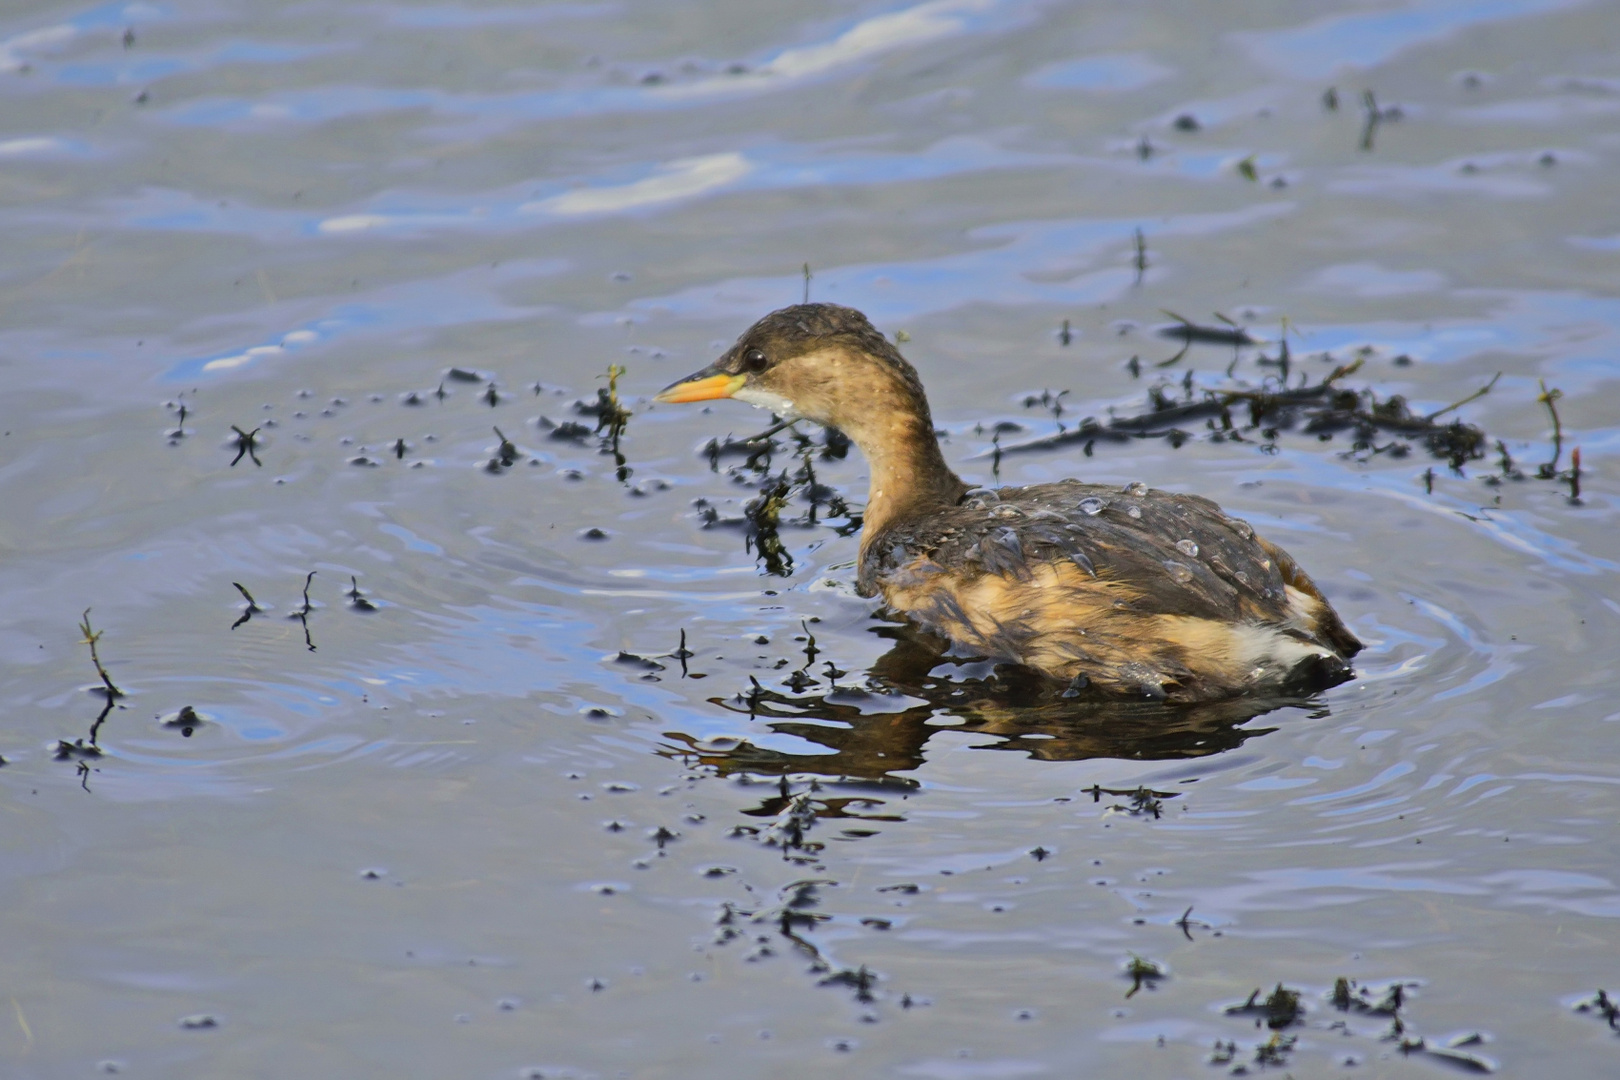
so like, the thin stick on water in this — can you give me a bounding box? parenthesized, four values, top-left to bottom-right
(1426, 371, 1500, 421)
(1537, 378, 1565, 477)
(78, 609, 123, 699)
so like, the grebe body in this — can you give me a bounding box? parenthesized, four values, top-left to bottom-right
(657, 303, 1360, 702)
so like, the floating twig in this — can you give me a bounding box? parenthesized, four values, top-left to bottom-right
(1360, 89, 1401, 151)
(231, 582, 263, 629)
(229, 425, 262, 467)
(491, 426, 517, 469)
(1157, 310, 1256, 347)
(1426, 371, 1500, 421)
(78, 609, 123, 700)
(293, 571, 317, 651)
(1536, 378, 1565, 478)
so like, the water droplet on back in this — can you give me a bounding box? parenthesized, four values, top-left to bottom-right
(1163, 560, 1194, 584)
(1176, 539, 1199, 558)
(1231, 519, 1254, 540)
(1126, 505, 1142, 519)
(1122, 481, 1149, 497)
(1078, 497, 1105, 516)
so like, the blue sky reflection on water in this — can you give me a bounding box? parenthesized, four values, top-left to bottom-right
(1234, 0, 1592, 78)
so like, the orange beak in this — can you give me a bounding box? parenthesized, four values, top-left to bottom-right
(655, 368, 746, 404)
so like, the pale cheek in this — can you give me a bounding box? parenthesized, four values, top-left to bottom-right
(733, 386, 798, 417)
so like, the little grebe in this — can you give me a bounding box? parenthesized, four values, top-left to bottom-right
(656, 303, 1361, 702)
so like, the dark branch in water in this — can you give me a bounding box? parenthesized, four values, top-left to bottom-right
(985, 356, 1504, 472)
(703, 418, 799, 472)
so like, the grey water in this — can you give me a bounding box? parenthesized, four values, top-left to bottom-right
(2, 0, 1619, 1076)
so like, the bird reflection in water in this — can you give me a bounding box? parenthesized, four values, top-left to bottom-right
(661, 623, 1321, 797)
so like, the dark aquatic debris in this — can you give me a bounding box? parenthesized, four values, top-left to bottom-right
(1574, 989, 1620, 1031)
(487, 426, 518, 472)
(1534, 379, 1586, 502)
(1156, 310, 1255, 346)
(1213, 975, 1497, 1074)
(165, 400, 190, 443)
(1226, 982, 1304, 1029)
(230, 582, 265, 629)
(346, 576, 377, 612)
(228, 424, 262, 467)
(290, 571, 317, 651)
(78, 609, 123, 702)
(555, 363, 636, 482)
(163, 705, 204, 737)
(1124, 955, 1165, 998)
(690, 423, 858, 557)
(744, 473, 795, 577)
(819, 964, 877, 1003)
(539, 417, 593, 442)
(987, 358, 1494, 471)
(55, 608, 135, 761)
(1360, 89, 1403, 151)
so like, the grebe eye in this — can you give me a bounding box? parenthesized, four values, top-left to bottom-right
(741, 348, 768, 373)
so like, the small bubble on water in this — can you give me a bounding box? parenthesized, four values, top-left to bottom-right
(1164, 561, 1194, 584)
(1079, 497, 1105, 516)
(1176, 539, 1199, 558)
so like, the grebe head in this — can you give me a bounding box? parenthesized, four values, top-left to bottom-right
(655, 303, 934, 437)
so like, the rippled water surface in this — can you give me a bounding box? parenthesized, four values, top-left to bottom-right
(3, 1, 1619, 1075)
